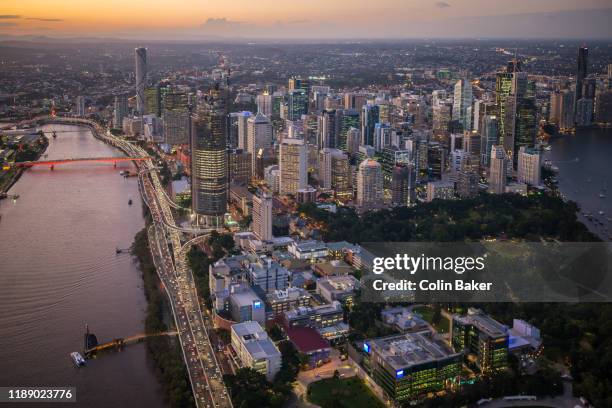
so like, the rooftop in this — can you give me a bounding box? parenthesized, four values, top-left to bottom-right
(368, 331, 460, 370)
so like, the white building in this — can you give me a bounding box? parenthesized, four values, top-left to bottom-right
(356, 159, 383, 208)
(252, 191, 273, 241)
(231, 321, 281, 380)
(279, 137, 307, 195)
(488, 145, 507, 194)
(517, 146, 541, 186)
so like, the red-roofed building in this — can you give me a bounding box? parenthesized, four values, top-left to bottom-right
(285, 325, 331, 369)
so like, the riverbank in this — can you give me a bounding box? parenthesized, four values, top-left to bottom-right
(0, 133, 48, 194)
(131, 227, 195, 408)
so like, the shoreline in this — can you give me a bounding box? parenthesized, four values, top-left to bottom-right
(0, 134, 48, 195)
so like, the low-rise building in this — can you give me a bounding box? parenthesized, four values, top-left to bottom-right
(229, 287, 266, 324)
(266, 287, 312, 317)
(231, 321, 282, 380)
(288, 240, 329, 260)
(316, 275, 359, 306)
(362, 331, 462, 402)
(381, 307, 431, 333)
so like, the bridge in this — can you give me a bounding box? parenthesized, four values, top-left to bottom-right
(14, 156, 149, 169)
(84, 331, 178, 358)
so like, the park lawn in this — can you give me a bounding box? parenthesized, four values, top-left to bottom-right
(307, 376, 385, 408)
(414, 306, 450, 333)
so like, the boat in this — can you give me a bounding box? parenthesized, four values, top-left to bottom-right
(599, 211, 605, 216)
(52, 131, 57, 139)
(119, 171, 126, 176)
(128, 198, 133, 206)
(70, 352, 86, 367)
(543, 145, 552, 151)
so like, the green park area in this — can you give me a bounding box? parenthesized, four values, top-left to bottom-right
(307, 376, 385, 408)
(414, 305, 450, 333)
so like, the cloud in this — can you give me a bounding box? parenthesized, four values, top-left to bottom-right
(202, 17, 244, 28)
(27, 17, 64, 22)
(435, 1, 451, 8)
(0, 15, 21, 19)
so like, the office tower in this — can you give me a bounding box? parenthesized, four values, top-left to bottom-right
(517, 146, 541, 186)
(113, 95, 128, 129)
(595, 90, 612, 124)
(427, 142, 446, 180)
(356, 159, 383, 208)
(463, 131, 481, 168)
(432, 101, 452, 134)
(134, 47, 147, 114)
(457, 170, 479, 198)
(391, 163, 416, 206)
(228, 148, 252, 184)
(574, 46, 588, 120)
(288, 77, 310, 94)
(453, 78, 473, 131)
(163, 109, 190, 145)
(256, 92, 273, 117)
(191, 86, 227, 227)
(337, 109, 359, 152)
(380, 146, 412, 184)
(247, 111, 273, 177)
(374, 123, 392, 152)
(488, 145, 507, 194)
(495, 68, 515, 147)
(318, 148, 351, 198)
(575, 98, 594, 127)
(252, 191, 273, 241)
(75, 96, 85, 117)
(279, 138, 307, 195)
(346, 128, 361, 157)
(318, 109, 339, 149)
(144, 86, 161, 116)
(559, 89, 575, 131)
(233, 111, 252, 150)
(508, 94, 537, 163)
(288, 89, 308, 121)
(480, 115, 499, 167)
(361, 104, 380, 146)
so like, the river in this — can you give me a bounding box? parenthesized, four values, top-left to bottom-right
(0, 124, 168, 407)
(546, 127, 612, 241)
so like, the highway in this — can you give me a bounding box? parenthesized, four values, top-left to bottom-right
(30, 116, 233, 408)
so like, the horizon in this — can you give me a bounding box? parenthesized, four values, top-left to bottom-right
(1, 1, 611, 40)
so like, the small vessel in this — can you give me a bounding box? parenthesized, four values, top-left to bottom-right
(119, 171, 126, 176)
(128, 198, 133, 206)
(70, 352, 86, 367)
(52, 131, 57, 139)
(543, 145, 552, 151)
(599, 211, 605, 216)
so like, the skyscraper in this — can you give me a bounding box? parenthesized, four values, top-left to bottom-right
(134, 47, 147, 114)
(318, 148, 351, 199)
(361, 104, 379, 147)
(488, 145, 507, 194)
(252, 191, 273, 241)
(288, 89, 308, 121)
(517, 146, 541, 186)
(356, 159, 383, 208)
(75, 96, 86, 117)
(191, 86, 227, 227)
(480, 115, 499, 167)
(453, 78, 473, 131)
(256, 92, 273, 117)
(391, 163, 416, 206)
(279, 138, 307, 195)
(574, 46, 588, 120)
(247, 111, 273, 177)
(113, 95, 128, 129)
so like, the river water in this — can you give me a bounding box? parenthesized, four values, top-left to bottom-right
(546, 127, 612, 241)
(0, 124, 167, 407)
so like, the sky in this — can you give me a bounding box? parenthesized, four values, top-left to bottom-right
(1, 0, 611, 40)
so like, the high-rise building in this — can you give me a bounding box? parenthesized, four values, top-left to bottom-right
(391, 163, 416, 206)
(453, 78, 473, 131)
(374, 122, 392, 152)
(256, 92, 273, 117)
(488, 145, 507, 194)
(144, 86, 161, 117)
(432, 101, 452, 134)
(559, 89, 575, 131)
(279, 138, 307, 195)
(361, 104, 380, 147)
(191, 86, 227, 227)
(346, 127, 361, 157)
(575, 98, 594, 127)
(480, 115, 499, 167)
(356, 159, 383, 208)
(163, 109, 190, 145)
(113, 95, 128, 129)
(252, 191, 273, 241)
(75, 96, 86, 117)
(228, 148, 252, 184)
(318, 148, 351, 198)
(574, 46, 588, 121)
(427, 142, 446, 180)
(288, 89, 308, 121)
(247, 111, 273, 177)
(517, 146, 541, 186)
(426, 181, 455, 202)
(231, 111, 252, 150)
(457, 170, 479, 198)
(595, 90, 612, 124)
(134, 47, 147, 114)
(318, 109, 339, 149)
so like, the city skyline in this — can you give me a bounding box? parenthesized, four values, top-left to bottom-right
(1, 0, 611, 40)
